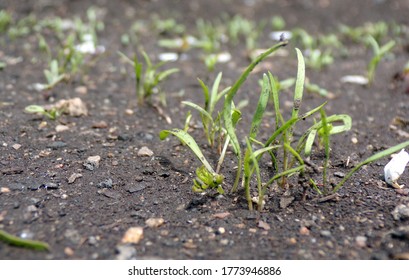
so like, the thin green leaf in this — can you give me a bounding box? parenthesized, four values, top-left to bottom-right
(249, 74, 270, 140)
(182, 101, 214, 126)
(159, 128, 215, 174)
(224, 41, 288, 191)
(0, 229, 50, 251)
(333, 140, 409, 192)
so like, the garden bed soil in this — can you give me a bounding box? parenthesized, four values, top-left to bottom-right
(1, 0, 409, 260)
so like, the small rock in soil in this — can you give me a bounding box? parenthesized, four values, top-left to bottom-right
(355, 235, 367, 248)
(55, 124, 69, 132)
(83, 155, 101, 171)
(392, 204, 409, 221)
(118, 134, 132, 141)
(280, 196, 294, 209)
(320, 230, 332, 237)
(333, 171, 345, 178)
(47, 141, 67, 150)
(121, 227, 144, 244)
(97, 178, 113, 188)
(299, 226, 310, 235)
(116, 244, 137, 260)
(54, 97, 88, 117)
(145, 217, 165, 228)
(257, 220, 270, 231)
(64, 247, 75, 257)
(137, 146, 154, 157)
(98, 188, 121, 199)
(92, 121, 108, 129)
(1, 187, 10, 193)
(212, 212, 231, 219)
(127, 185, 146, 193)
(12, 143, 21, 150)
(68, 173, 83, 184)
(217, 227, 226, 234)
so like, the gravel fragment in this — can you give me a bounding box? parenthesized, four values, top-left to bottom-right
(97, 178, 113, 188)
(55, 124, 69, 132)
(137, 146, 154, 157)
(98, 188, 121, 199)
(83, 155, 101, 171)
(127, 185, 146, 193)
(121, 227, 144, 244)
(116, 244, 137, 260)
(392, 204, 409, 221)
(145, 217, 165, 228)
(320, 230, 332, 237)
(280, 196, 294, 209)
(68, 173, 83, 184)
(47, 141, 67, 149)
(355, 235, 367, 247)
(333, 171, 345, 178)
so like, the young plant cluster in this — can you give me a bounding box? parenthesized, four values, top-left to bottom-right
(160, 40, 409, 211)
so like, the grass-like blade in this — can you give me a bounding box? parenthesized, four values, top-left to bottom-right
(159, 128, 215, 174)
(0, 229, 50, 251)
(333, 140, 409, 192)
(224, 41, 288, 191)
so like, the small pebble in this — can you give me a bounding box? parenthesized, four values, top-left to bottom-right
(116, 244, 137, 260)
(299, 226, 310, 235)
(64, 247, 75, 257)
(145, 217, 165, 228)
(217, 227, 226, 234)
(68, 173, 83, 184)
(12, 143, 21, 150)
(137, 146, 154, 157)
(84, 155, 101, 171)
(121, 227, 144, 244)
(351, 137, 358, 144)
(92, 121, 108, 129)
(125, 109, 134, 115)
(355, 236, 367, 247)
(320, 230, 332, 237)
(47, 141, 67, 150)
(392, 204, 409, 221)
(75, 86, 88, 95)
(97, 178, 113, 188)
(55, 125, 69, 132)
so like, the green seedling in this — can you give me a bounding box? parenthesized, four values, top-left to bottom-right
(43, 59, 66, 89)
(224, 15, 265, 51)
(7, 14, 36, 39)
(24, 104, 63, 120)
(291, 28, 340, 70)
(0, 229, 49, 251)
(118, 51, 179, 105)
(195, 18, 223, 52)
(182, 72, 231, 149)
(151, 15, 185, 35)
(0, 10, 11, 33)
(365, 35, 395, 85)
(224, 41, 289, 192)
(160, 107, 241, 195)
(271, 15, 286, 30)
(305, 80, 330, 97)
(339, 21, 389, 43)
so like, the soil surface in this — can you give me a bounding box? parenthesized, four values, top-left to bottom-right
(1, 0, 409, 260)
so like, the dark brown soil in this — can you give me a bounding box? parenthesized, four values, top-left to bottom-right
(1, 0, 409, 260)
